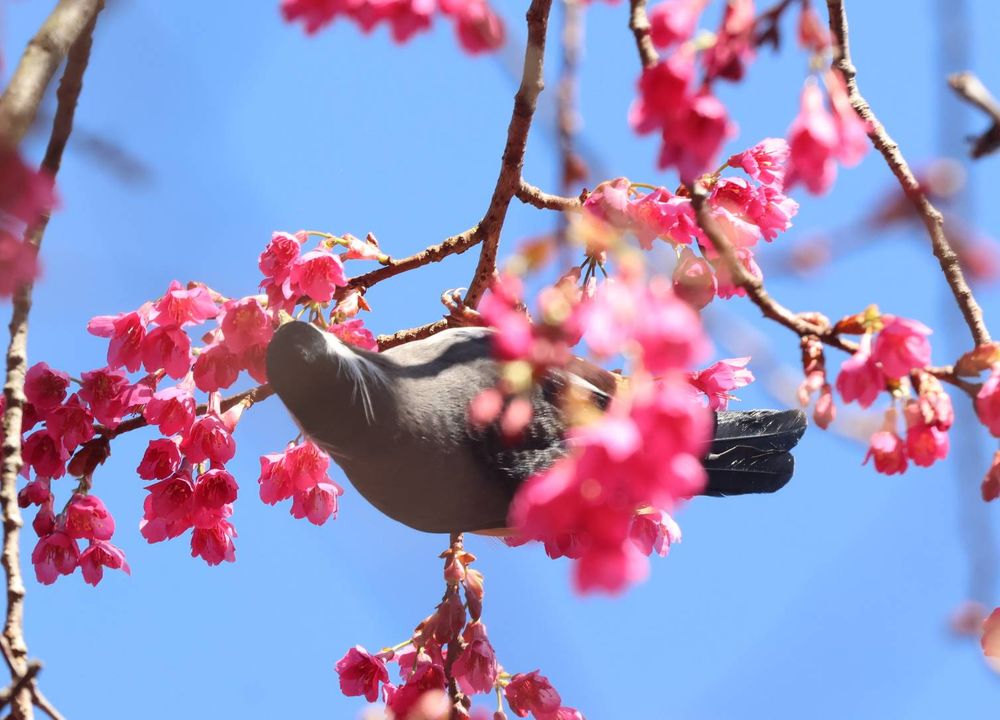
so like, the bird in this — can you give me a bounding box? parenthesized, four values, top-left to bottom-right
(266, 320, 808, 535)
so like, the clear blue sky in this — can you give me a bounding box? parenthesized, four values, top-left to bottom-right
(4, 1, 1000, 717)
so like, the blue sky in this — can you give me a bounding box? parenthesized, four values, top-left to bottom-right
(4, 0, 1000, 718)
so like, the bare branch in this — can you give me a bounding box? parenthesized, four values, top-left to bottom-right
(948, 71, 1000, 159)
(0, 0, 103, 147)
(515, 179, 583, 211)
(465, 0, 555, 306)
(0, 6, 103, 718)
(377, 319, 452, 350)
(825, 0, 991, 349)
(628, 0, 659, 68)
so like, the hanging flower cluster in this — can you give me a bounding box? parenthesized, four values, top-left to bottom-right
(19, 229, 382, 584)
(281, 0, 504, 54)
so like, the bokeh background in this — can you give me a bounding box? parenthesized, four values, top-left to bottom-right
(4, 0, 1000, 717)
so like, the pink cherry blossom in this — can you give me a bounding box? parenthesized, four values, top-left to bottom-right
(672, 247, 717, 309)
(835, 339, 883, 408)
(0, 149, 56, 229)
(239, 343, 269, 384)
(657, 91, 735, 183)
(505, 670, 562, 718)
(92, 309, 149, 372)
(141, 324, 193, 379)
(144, 471, 195, 530)
(194, 468, 239, 509)
(872, 315, 932, 379)
(137, 437, 183, 480)
(452, 622, 498, 695)
(0, 232, 40, 297)
(31, 531, 79, 585)
(17, 479, 51, 508)
(629, 50, 695, 135)
(220, 297, 273, 354)
(813, 384, 836, 429)
(329, 319, 378, 352)
(727, 138, 790, 188)
(479, 278, 534, 361)
(24, 362, 70, 412)
(32, 502, 55, 538)
(709, 178, 763, 248)
(45, 394, 95, 451)
(193, 343, 241, 392)
(290, 250, 346, 302)
(143, 385, 196, 437)
(385, 652, 447, 720)
(864, 430, 908, 475)
(181, 414, 236, 465)
(786, 79, 839, 195)
(746, 184, 798, 241)
(711, 246, 762, 299)
(982, 451, 1000, 502)
(152, 280, 219, 327)
(976, 366, 1000, 437)
(258, 441, 331, 505)
(702, 0, 755, 82)
(190, 519, 237, 566)
(825, 69, 869, 168)
(79, 540, 130, 586)
(689, 357, 754, 411)
(583, 177, 632, 228)
(290, 481, 343, 525)
(629, 509, 681, 557)
(449, 0, 505, 54)
(649, 0, 707, 48)
(905, 420, 949, 467)
(335, 645, 390, 702)
(22, 430, 69, 479)
(982, 608, 1000, 661)
(64, 494, 115, 541)
(259, 231, 305, 277)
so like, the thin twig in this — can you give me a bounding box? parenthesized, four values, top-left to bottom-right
(948, 71, 1000, 159)
(346, 227, 478, 294)
(464, 0, 555, 306)
(29, 687, 65, 720)
(690, 184, 979, 397)
(628, 0, 659, 68)
(825, 0, 991, 349)
(0, 6, 103, 719)
(515, 179, 583, 211)
(377, 319, 453, 351)
(0, 0, 103, 147)
(442, 532, 466, 719)
(557, 0, 587, 196)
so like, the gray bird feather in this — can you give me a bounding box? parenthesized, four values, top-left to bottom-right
(266, 321, 806, 534)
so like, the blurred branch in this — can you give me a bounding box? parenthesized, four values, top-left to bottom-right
(826, 0, 992, 349)
(0, 0, 103, 147)
(515, 179, 583, 211)
(948, 72, 1000, 159)
(628, 0, 659, 68)
(465, 0, 555, 306)
(0, 6, 103, 719)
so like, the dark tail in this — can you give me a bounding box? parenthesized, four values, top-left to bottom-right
(701, 409, 808, 497)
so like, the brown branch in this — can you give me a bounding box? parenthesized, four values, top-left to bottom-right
(346, 227, 478, 294)
(442, 531, 467, 719)
(948, 71, 1000, 159)
(0, 0, 103, 148)
(825, 0, 991, 349)
(103, 383, 274, 439)
(557, 0, 587, 196)
(691, 184, 982, 399)
(0, 661, 40, 710)
(628, 0, 659, 69)
(464, 0, 555, 306)
(0, 7, 103, 718)
(29, 688, 64, 720)
(515, 179, 583, 212)
(377, 319, 453, 351)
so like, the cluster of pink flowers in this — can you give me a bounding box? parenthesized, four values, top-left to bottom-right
(21, 230, 379, 584)
(0, 150, 57, 295)
(581, 138, 797, 307)
(334, 547, 584, 719)
(785, 71, 869, 194)
(827, 310, 953, 475)
(281, 0, 504, 54)
(509, 272, 713, 594)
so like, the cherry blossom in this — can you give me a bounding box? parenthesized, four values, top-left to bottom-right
(335, 646, 390, 703)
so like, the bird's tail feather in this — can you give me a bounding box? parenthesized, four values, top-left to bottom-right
(702, 409, 807, 497)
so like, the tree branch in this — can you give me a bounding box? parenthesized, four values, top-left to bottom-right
(948, 71, 1000, 159)
(464, 0, 555, 306)
(0, 6, 103, 718)
(825, 0, 991, 349)
(515, 179, 583, 211)
(0, 0, 103, 147)
(628, 0, 659, 69)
